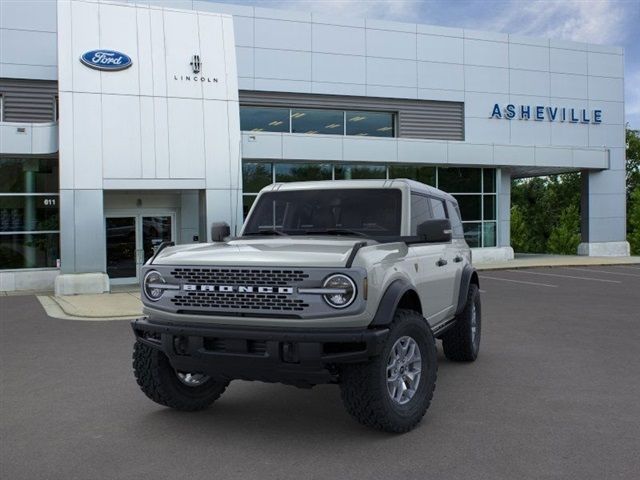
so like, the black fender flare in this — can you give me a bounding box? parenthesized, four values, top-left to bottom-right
(369, 279, 420, 327)
(455, 265, 479, 315)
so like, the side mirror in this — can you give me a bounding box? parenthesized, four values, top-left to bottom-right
(417, 219, 452, 243)
(210, 222, 230, 242)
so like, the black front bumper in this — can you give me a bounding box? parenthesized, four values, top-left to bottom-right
(131, 317, 389, 387)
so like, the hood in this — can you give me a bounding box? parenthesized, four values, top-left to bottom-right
(151, 237, 369, 268)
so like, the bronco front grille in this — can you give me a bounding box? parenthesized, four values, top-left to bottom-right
(170, 268, 309, 286)
(170, 292, 310, 312)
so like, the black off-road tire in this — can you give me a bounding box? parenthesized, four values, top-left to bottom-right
(442, 284, 481, 362)
(339, 309, 437, 433)
(132, 341, 229, 411)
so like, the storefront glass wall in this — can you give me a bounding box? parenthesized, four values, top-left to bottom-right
(242, 162, 497, 248)
(0, 157, 60, 269)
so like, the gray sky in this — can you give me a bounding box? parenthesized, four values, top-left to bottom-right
(214, 0, 640, 129)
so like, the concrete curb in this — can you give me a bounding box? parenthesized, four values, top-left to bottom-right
(36, 295, 140, 322)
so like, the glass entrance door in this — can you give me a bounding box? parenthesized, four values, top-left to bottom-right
(106, 216, 137, 280)
(105, 214, 174, 283)
(141, 216, 173, 264)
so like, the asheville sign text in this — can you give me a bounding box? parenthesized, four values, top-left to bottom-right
(490, 104, 602, 124)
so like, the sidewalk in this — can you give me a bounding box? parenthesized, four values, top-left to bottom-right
(34, 254, 640, 321)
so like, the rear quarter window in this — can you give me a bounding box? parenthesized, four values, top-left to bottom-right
(446, 200, 465, 238)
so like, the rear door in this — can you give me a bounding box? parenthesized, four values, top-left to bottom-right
(409, 194, 455, 325)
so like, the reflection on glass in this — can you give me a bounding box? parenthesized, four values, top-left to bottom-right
(0, 158, 59, 193)
(483, 168, 496, 193)
(0, 196, 59, 232)
(438, 167, 481, 193)
(454, 195, 482, 221)
(463, 222, 482, 248)
(291, 109, 343, 135)
(142, 216, 172, 262)
(346, 111, 394, 137)
(483, 222, 496, 247)
(389, 165, 435, 185)
(334, 164, 386, 179)
(0, 233, 59, 269)
(242, 163, 273, 193)
(240, 107, 289, 132)
(106, 217, 136, 279)
(484, 195, 496, 220)
(243, 195, 258, 218)
(275, 163, 332, 183)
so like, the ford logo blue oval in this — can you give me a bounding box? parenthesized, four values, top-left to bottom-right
(80, 50, 132, 71)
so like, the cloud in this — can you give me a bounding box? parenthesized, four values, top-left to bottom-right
(479, 0, 630, 45)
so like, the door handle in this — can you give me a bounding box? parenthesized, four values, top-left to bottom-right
(436, 258, 448, 267)
(454, 255, 463, 263)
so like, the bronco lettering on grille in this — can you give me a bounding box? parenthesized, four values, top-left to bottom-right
(182, 285, 294, 294)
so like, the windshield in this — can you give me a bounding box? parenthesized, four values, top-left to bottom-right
(243, 189, 402, 238)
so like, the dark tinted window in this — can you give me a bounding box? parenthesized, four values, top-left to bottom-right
(0, 196, 59, 232)
(242, 163, 272, 192)
(291, 109, 343, 135)
(446, 200, 464, 238)
(275, 163, 332, 182)
(0, 158, 59, 193)
(240, 106, 289, 132)
(410, 194, 433, 235)
(438, 167, 481, 193)
(0, 233, 59, 269)
(389, 165, 435, 186)
(346, 111, 394, 137)
(454, 195, 482, 221)
(244, 189, 402, 237)
(429, 198, 447, 219)
(483, 168, 496, 193)
(334, 164, 386, 179)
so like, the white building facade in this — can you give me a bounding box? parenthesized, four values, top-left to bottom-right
(0, 0, 629, 293)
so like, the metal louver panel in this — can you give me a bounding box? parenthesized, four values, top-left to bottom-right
(239, 90, 464, 141)
(0, 79, 57, 123)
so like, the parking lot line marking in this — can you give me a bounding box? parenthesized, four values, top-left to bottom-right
(481, 276, 557, 288)
(479, 289, 487, 293)
(564, 267, 640, 278)
(507, 270, 621, 283)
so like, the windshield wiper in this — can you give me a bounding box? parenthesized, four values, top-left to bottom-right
(304, 228, 370, 238)
(244, 229, 288, 236)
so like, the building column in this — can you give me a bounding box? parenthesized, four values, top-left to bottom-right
(55, 189, 109, 294)
(578, 148, 630, 256)
(205, 188, 243, 241)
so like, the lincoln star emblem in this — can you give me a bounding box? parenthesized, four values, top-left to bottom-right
(190, 54, 201, 74)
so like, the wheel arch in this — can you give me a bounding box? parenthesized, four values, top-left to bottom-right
(455, 265, 479, 315)
(370, 279, 423, 327)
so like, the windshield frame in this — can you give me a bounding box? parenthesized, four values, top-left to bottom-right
(241, 187, 405, 239)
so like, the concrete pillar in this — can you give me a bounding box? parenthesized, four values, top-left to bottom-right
(56, 189, 109, 294)
(578, 147, 630, 256)
(205, 188, 243, 241)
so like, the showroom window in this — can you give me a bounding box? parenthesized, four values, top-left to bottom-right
(242, 162, 497, 247)
(0, 157, 60, 269)
(240, 106, 395, 138)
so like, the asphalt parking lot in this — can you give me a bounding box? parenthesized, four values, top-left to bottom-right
(2, 265, 640, 480)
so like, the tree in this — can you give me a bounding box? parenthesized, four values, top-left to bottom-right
(628, 186, 640, 255)
(547, 204, 581, 254)
(626, 128, 640, 199)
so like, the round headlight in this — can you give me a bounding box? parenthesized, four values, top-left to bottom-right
(143, 270, 165, 301)
(322, 274, 356, 309)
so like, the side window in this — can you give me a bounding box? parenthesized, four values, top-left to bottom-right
(429, 198, 447, 220)
(410, 194, 433, 235)
(446, 200, 464, 238)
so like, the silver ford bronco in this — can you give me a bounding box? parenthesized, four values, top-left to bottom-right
(131, 179, 480, 432)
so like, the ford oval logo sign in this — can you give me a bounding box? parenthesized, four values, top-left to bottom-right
(80, 50, 132, 71)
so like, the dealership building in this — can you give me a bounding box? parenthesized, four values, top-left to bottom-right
(0, 0, 629, 293)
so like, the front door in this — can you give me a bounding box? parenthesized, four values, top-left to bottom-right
(106, 213, 175, 283)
